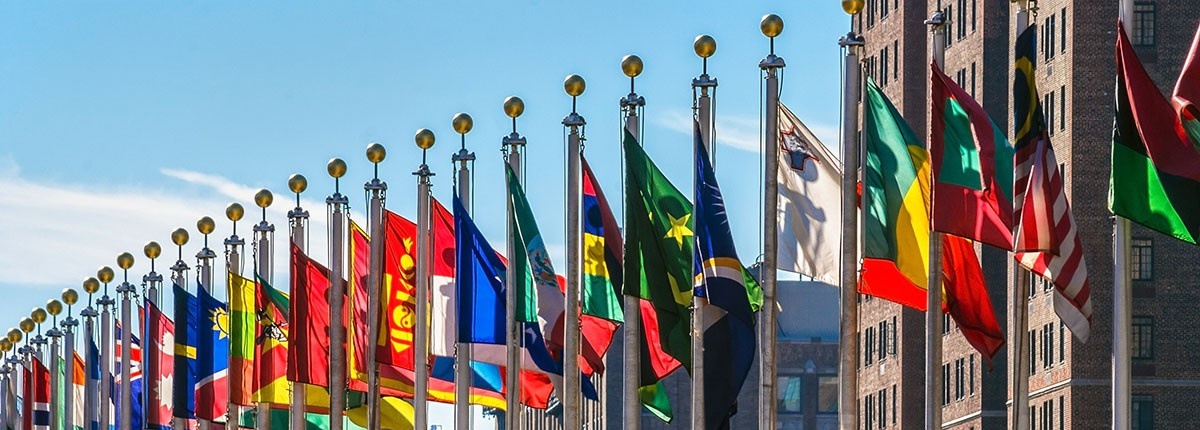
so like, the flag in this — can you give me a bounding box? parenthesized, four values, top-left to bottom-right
(195, 286, 230, 421)
(1175, 23, 1200, 149)
(622, 129, 691, 421)
(23, 357, 32, 430)
(375, 209, 421, 369)
(930, 61, 1015, 250)
(226, 273, 256, 406)
(171, 284, 199, 419)
(429, 199, 460, 360)
(86, 330, 102, 430)
(29, 356, 50, 430)
(581, 154, 625, 323)
(114, 323, 144, 430)
(70, 352, 86, 430)
(144, 300, 175, 429)
(860, 77, 933, 309)
(777, 101, 843, 284)
(345, 396, 415, 430)
(693, 120, 760, 429)
(252, 274, 290, 407)
(1110, 21, 1200, 244)
(289, 243, 333, 387)
(1013, 25, 1093, 342)
(941, 235, 1005, 363)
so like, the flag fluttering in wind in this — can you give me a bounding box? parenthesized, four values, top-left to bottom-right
(930, 62, 1015, 250)
(252, 273, 290, 407)
(114, 322, 144, 430)
(776, 102, 843, 284)
(693, 120, 761, 428)
(195, 286, 230, 421)
(86, 329, 103, 430)
(28, 356, 50, 430)
(289, 243, 333, 388)
(581, 155, 625, 324)
(172, 284, 199, 419)
(1176, 25, 1200, 149)
(376, 210, 420, 370)
(227, 273, 256, 406)
(145, 300, 175, 429)
(67, 352, 86, 430)
(1013, 25, 1092, 342)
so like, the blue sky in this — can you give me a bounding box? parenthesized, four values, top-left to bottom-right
(0, 1, 848, 426)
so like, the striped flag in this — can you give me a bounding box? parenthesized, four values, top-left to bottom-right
(1014, 25, 1092, 342)
(31, 356, 51, 430)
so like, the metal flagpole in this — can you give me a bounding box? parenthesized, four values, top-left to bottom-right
(224, 204, 246, 429)
(253, 189, 276, 430)
(97, 266, 115, 430)
(501, 99, 526, 430)
(620, 63, 644, 430)
(0, 338, 10, 430)
(759, 13, 785, 430)
(413, 129, 436, 430)
(1010, 3, 1032, 430)
(451, 114, 475, 430)
(170, 228, 191, 430)
(116, 252, 136, 430)
(563, 73, 588, 430)
(364, 142, 388, 430)
(143, 242, 163, 430)
(836, 13, 865, 429)
(20, 319, 34, 430)
(197, 216, 217, 430)
(81, 278, 100, 430)
(924, 10, 948, 430)
(326, 159, 349, 430)
(1113, 5, 1135, 430)
(689, 37, 714, 426)
(287, 174, 310, 430)
(47, 299, 64, 430)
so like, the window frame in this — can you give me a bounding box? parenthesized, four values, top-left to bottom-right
(1132, 316, 1154, 361)
(1131, 238, 1153, 281)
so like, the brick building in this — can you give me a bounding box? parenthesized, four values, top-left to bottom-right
(854, 1, 1200, 429)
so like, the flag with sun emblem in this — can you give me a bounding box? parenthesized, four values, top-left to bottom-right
(195, 286, 229, 421)
(145, 299, 174, 429)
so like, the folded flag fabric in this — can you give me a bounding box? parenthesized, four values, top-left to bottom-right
(776, 101, 843, 284)
(171, 284, 199, 418)
(289, 243, 334, 388)
(145, 300, 175, 429)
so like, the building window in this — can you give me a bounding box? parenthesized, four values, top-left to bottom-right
(878, 320, 888, 361)
(1045, 399, 1055, 430)
(878, 389, 886, 429)
(955, 358, 965, 401)
(893, 40, 899, 81)
(818, 376, 838, 413)
(945, 5, 953, 48)
(865, 393, 875, 429)
(867, 0, 876, 28)
(943, 312, 952, 335)
(969, 354, 976, 395)
(1061, 7, 1068, 53)
(881, 46, 889, 87)
(1132, 238, 1153, 280)
(1133, 2, 1157, 47)
(1047, 91, 1056, 136)
(888, 317, 897, 356)
(1029, 329, 1037, 375)
(956, 0, 967, 40)
(941, 364, 951, 406)
(865, 326, 875, 365)
(1133, 395, 1154, 430)
(1060, 85, 1067, 131)
(891, 384, 897, 425)
(970, 62, 977, 98)
(1043, 276, 1054, 293)
(1044, 323, 1055, 369)
(778, 375, 803, 413)
(1132, 316, 1154, 360)
(1029, 273, 1038, 297)
(881, 0, 889, 18)
(1059, 322, 1066, 363)
(1059, 396, 1065, 430)
(971, 0, 977, 33)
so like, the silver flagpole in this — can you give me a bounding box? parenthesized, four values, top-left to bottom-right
(170, 228, 192, 430)
(758, 13, 785, 430)
(501, 98, 526, 430)
(563, 73, 588, 430)
(1113, 5, 1134, 430)
(451, 114, 475, 430)
(688, 39, 712, 427)
(115, 252, 136, 430)
(365, 142, 388, 430)
(253, 189, 276, 430)
(620, 63, 644, 430)
(325, 159, 349, 430)
(413, 129, 436, 430)
(47, 299, 64, 430)
(143, 242, 163, 430)
(924, 10, 947, 430)
(81, 278, 101, 430)
(1010, 3, 1032, 430)
(287, 174, 311, 430)
(197, 217, 217, 430)
(20, 321, 34, 430)
(836, 15, 865, 430)
(97, 266, 115, 430)
(224, 204, 246, 429)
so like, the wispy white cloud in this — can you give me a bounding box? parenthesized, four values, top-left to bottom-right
(655, 109, 840, 153)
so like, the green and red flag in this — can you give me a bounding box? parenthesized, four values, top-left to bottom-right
(227, 272, 256, 406)
(1175, 23, 1200, 150)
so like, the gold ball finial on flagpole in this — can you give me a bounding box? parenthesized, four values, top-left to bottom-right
(254, 189, 274, 209)
(83, 278, 100, 295)
(366, 143, 387, 164)
(47, 300, 62, 317)
(63, 289, 79, 306)
(452, 113, 474, 135)
(327, 158, 347, 179)
(842, 0, 865, 15)
(0, 339, 10, 353)
(694, 35, 717, 58)
(7, 328, 22, 343)
(503, 97, 525, 119)
(564, 74, 586, 97)
(19, 318, 34, 334)
(415, 129, 435, 150)
(117, 252, 134, 270)
(144, 241, 162, 260)
(621, 55, 643, 78)
(288, 174, 308, 194)
(761, 14, 784, 38)
(226, 203, 245, 222)
(30, 308, 46, 325)
(172, 228, 189, 247)
(198, 216, 216, 235)
(97, 267, 115, 284)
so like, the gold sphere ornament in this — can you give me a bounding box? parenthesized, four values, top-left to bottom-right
(414, 129, 435, 150)
(327, 158, 347, 179)
(761, 14, 784, 38)
(288, 174, 308, 194)
(503, 96, 525, 118)
(226, 202, 245, 222)
(366, 143, 387, 164)
(19, 318, 34, 333)
(0, 339, 10, 353)
(144, 241, 162, 260)
(564, 74, 586, 97)
(842, 0, 865, 15)
(197, 216, 216, 235)
(254, 189, 274, 209)
(116, 252, 135, 270)
(83, 277, 100, 294)
(46, 300, 62, 316)
(452, 113, 474, 135)
(30, 309, 46, 325)
(171, 228, 189, 246)
(62, 288, 79, 306)
(621, 55, 643, 78)
(97, 266, 115, 284)
(6, 329, 21, 343)
(694, 35, 717, 58)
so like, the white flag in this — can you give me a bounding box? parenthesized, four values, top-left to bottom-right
(777, 102, 843, 284)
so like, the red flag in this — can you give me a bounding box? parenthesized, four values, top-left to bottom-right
(22, 360, 32, 430)
(146, 301, 175, 427)
(288, 243, 333, 387)
(941, 235, 1004, 365)
(31, 356, 50, 430)
(376, 210, 419, 369)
